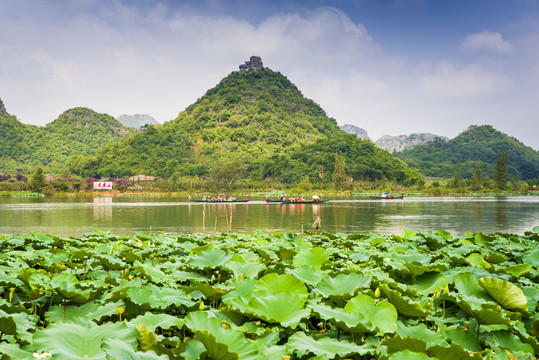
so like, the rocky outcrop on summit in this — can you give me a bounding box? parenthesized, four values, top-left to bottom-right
(239, 56, 263, 71)
(375, 133, 448, 153)
(339, 124, 370, 140)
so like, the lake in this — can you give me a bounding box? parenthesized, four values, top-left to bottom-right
(1, 195, 538, 237)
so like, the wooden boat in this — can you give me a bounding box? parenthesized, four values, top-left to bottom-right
(369, 195, 403, 200)
(279, 199, 329, 204)
(265, 199, 284, 203)
(189, 198, 250, 203)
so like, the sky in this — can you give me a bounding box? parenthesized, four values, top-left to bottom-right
(1, 0, 539, 150)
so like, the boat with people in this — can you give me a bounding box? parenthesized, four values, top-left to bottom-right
(370, 192, 404, 200)
(189, 195, 250, 203)
(265, 194, 329, 204)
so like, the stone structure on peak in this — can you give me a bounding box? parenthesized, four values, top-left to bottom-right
(239, 56, 263, 72)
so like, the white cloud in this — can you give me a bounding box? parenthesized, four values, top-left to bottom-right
(419, 61, 513, 98)
(460, 31, 514, 54)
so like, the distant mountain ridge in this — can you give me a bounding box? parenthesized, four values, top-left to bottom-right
(339, 124, 370, 140)
(117, 114, 159, 128)
(397, 125, 539, 180)
(0, 104, 132, 173)
(376, 133, 448, 153)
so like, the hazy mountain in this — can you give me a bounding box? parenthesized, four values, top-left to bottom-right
(117, 114, 159, 128)
(376, 133, 448, 153)
(339, 124, 370, 140)
(397, 125, 539, 180)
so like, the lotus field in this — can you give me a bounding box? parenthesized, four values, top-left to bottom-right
(0, 228, 538, 359)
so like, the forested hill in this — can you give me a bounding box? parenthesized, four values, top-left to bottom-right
(397, 125, 539, 180)
(70, 61, 421, 185)
(0, 105, 132, 173)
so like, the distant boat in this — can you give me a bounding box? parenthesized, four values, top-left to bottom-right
(190, 198, 250, 203)
(276, 199, 329, 204)
(369, 194, 404, 200)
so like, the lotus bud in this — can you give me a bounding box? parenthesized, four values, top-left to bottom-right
(374, 287, 381, 298)
(443, 285, 449, 294)
(199, 301, 204, 310)
(433, 289, 439, 301)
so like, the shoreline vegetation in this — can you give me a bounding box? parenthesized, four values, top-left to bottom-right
(0, 228, 537, 359)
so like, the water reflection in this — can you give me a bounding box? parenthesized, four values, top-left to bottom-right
(0, 196, 537, 236)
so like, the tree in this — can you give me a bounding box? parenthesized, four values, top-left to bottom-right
(494, 152, 508, 190)
(452, 165, 462, 188)
(470, 163, 482, 191)
(28, 167, 46, 193)
(210, 159, 247, 193)
(332, 154, 349, 190)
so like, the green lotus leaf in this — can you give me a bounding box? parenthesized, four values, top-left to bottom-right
(225, 260, 265, 278)
(293, 247, 329, 270)
(94, 254, 126, 270)
(0, 315, 17, 337)
(253, 273, 308, 297)
(453, 272, 493, 304)
(32, 231, 55, 245)
(0, 271, 24, 287)
(410, 272, 449, 296)
(0, 342, 35, 360)
(503, 263, 533, 278)
(523, 248, 539, 266)
(484, 250, 508, 264)
(382, 335, 427, 355)
(309, 303, 370, 334)
(401, 230, 417, 241)
(471, 302, 511, 325)
(286, 331, 376, 358)
(315, 273, 371, 298)
(102, 338, 169, 359)
(45, 300, 124, 325)
(491, 330, 535, 357)
(189, 248, 233, 269)
(344, 295, 398, 334)
(427, 343, 478, 360)
(533, 225, 539, 233)
(126, 283, 193, 310)
(221, 278, 257, 313)
(247, 292, 309, 328)
(380, 284, 430, 318)
(50, 273, 91, 304)
(478, 276, 528, 313)
(130, 312, 184, 330)
(0, 309, 37, 344)
(388, 350, 435, 360)
(522, 286, 539, 313)
(285, 266, 325, 286)
(184, 311, 262, 360)
(439, 326, 481, 352)
(395, 322, 446, 349)
(32, 322, 139, 360)
(134, 261, 176, 285)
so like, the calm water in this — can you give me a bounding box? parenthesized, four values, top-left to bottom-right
(0, 195, 537, 237)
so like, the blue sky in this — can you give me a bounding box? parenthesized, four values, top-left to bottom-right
(1, 0, 539, 150)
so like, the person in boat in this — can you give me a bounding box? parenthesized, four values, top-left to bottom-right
(300, 196, 305, 202)
(202, 195, 206, 201)
(280, 194, 285, 201)
(289, 196, 295, 202)
(265, 195, 270, 201)
(242, 195, 250, 201)
(312, 195, 319, 201)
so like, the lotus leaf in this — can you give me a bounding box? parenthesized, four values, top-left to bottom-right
(344, 295, 398, 334)
(439, 325, 481, 352)
(453, 272, 493, 304)
(427, 343, 479, 360)
(410, 272, 449, 296)
(293, 247, 329, 270)
(382, 335, 428, 354)
(247, 292, 309, 328)
(50, 273, 91, 304)
(0, 271, 24, 287)
(32, 322, 139, 360)
(45, 300, 124, 325)
(310, 303, 370, 334)
(0, 342, 35, 360)
(134, 261, 176, 285)
(189, 248, 233, 269)
(388, 350, 435, 360)
(0, 315, 17, 338)
(221, 278, 257, 313)
(285, 265, 325, 286)
(225, 260, 265, 278)
(395, 322, 446, 349)
(315, 273, 371, 298)
(102, 338, 169, 359)
(503, 263, 533, 277)
(286, 331, 376, 358)
(126, 283, 193, 310)
(380, 284, 430, 317)
(478, 276, 528, 312)
(184, 311, 263, 360)
(523, 248, 539, 266)
(253, 273, 308, 297)
(491, 330, 535, 357)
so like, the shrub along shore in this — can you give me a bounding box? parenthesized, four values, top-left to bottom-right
(0, 228, 538, 359)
